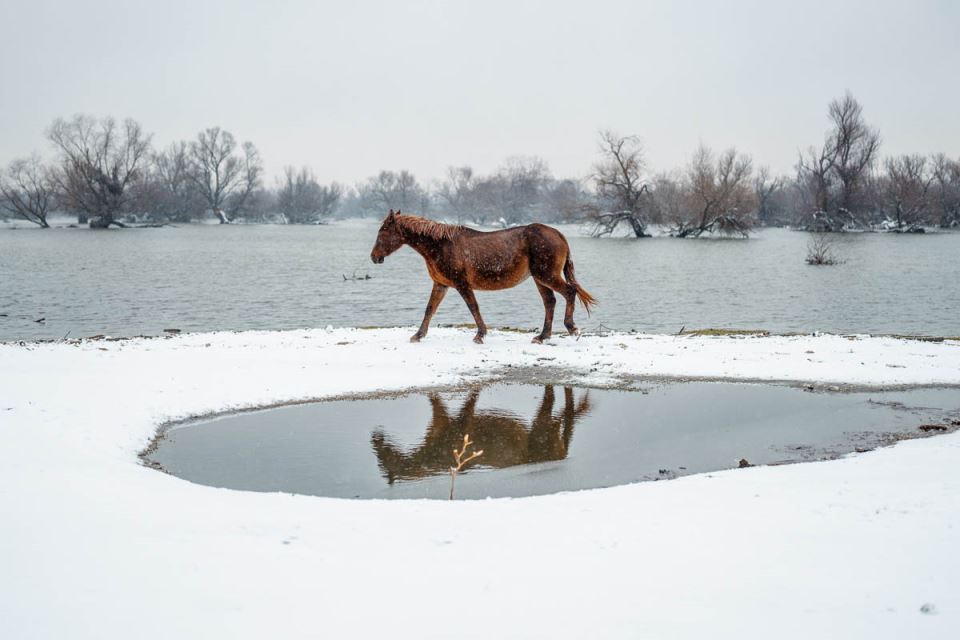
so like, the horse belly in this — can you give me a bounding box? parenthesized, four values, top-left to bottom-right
(470, 254, 530, 290)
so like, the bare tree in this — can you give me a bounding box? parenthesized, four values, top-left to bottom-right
(673, 145, 755, 237)
(186, 127, 259, 223)
(276, 166, 342, 223)
(0, 156, 56, 228)
(754, 165, 784, 225)
(588, 130, 652, 237)
(542, 178, 591, 222)
(224, 141, 264, 221)
(796, 143, 837, 227)
(830, 92, 881, 218)
(649, 173, 685, 225)
(881, 154, 933, 231)
(361, 170, 430, 214)
(469, 174, 510, 225)
(796, 92, 880, 230)
(146, 141, 203, 222)
(47, 115, 152, 228)
(931, 153, 960, 228)
(496, 156, 551, 224)
(436, 165, 477, 223)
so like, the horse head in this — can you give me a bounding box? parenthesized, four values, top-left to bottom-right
(370, 209, 404, 264)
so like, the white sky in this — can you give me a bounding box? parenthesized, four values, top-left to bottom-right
(1, 0, 958, 185)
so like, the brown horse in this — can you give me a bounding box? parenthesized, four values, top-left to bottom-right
(370, 385, 591, 484)
(370, 210, 596, 343)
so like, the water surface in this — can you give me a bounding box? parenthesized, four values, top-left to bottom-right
(145, 382, 960, 500)
(3, 222, 959, 341)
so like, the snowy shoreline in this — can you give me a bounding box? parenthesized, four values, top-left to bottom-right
(3, 327, 960, 639)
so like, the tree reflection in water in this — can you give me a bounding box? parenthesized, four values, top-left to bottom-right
(371, 385, 591, 484)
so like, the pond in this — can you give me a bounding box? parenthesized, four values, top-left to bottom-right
(2, 222, 960, 341)
(143, 382, 960, 500)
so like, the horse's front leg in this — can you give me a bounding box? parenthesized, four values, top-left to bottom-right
(456, 285, 487, 344)
(411, 282, 448, 342)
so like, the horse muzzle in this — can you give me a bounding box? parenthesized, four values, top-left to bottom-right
(371, 255, 385, 264)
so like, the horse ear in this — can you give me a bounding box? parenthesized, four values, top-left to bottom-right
(396, 209, 402, 215)
(388, 209, 395, 217)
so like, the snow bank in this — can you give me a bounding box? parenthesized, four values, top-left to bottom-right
(2, 328, 959, 639)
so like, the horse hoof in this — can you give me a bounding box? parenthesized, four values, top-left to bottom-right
(410, 334, 421, 343)
(473, 335, 484, 344)
(531, 336, 546, 344)
(568, 327, 580, 337)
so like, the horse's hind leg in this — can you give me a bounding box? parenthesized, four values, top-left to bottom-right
(455, 285, 487, 344)
(532, 280, 556, 344)
(411, 282, 448, 342)
(537, 274, 580, 337)
(561, 286, 580, 336)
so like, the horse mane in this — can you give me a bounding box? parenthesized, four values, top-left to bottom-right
(395, 214, 463, 241)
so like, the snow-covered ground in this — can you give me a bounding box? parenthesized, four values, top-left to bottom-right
(2, 327, 960, 639)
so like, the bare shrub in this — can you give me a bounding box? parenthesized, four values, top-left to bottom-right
(805, 233, 841, 265)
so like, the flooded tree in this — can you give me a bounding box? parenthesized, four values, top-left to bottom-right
(457, 157, 553, 226)
(276, 166, 342, 223)
(493, 156, 552, 225)
(672, 145, 755, 237)
(797, 92, 881, 231)
(588, 130, 652, 237)
(224, 142, 264, 221)
(435, 166, 477, 223)
(359, 170, 430, 215)
(881, 155, 933, 231)
(796, 143, 837, 228)
(649, 173, 685, 226)
(434, 162, 573, 225)
(144, 142, 204, 222)
(931, 154, 960, 228)
(0, 155, 56, 228)
(8, 101, 953, 233)
(186, 127, 261, 223)
(754, 166, 786, 226)
(542, 178, 592, 223)
(830, 93, 881, 220)
(47, 115, 152, 228)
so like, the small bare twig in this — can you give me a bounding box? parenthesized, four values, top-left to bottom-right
(449, 434, 483, 500)
(592, 323, 613, 338)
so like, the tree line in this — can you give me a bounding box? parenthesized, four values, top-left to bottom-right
(2, 93, 958, 233)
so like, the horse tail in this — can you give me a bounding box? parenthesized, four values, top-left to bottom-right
(563, 255, 596, 315)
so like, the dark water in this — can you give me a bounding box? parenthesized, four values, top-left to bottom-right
(2, 222, 960, 341)
(145, 383, 960, 500)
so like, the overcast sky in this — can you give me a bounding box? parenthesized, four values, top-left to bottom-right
(1, 0, 958, 186)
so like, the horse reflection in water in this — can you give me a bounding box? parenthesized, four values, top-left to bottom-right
(371, 385, 591, 484)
